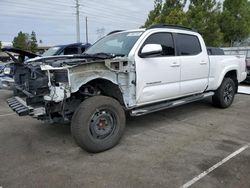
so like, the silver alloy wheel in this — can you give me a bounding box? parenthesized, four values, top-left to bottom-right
(223, 82, 234, 104)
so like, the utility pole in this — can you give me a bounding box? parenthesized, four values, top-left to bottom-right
(85, 16, 88, 43)
(75, 0, 80, 42)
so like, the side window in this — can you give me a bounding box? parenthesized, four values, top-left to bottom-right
(142, 32, 175, 57)
(176, 34, 202, 56)
(63, 47, 79, 55)
(81, 47, 86, 53)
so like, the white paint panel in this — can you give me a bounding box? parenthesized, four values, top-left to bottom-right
(135, 56, 181, 105)
(137, 82, 180, 104)
(180, 35, 209, 95)
(208, 55, 246, 90)
(181, 78, 208, 94)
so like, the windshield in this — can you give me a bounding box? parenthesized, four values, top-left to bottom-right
(85, 31, 143, 56)
(42, 47, 60, 57)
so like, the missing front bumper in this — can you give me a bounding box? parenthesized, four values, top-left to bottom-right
(7, 97, 33, 116)
(7, 97, 47, 120)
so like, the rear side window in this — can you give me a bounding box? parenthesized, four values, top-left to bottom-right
(142, 32, 175, 56)
(81, 47, 86, 53)
(176, 34, 201, 56)
(63, 47, 79, 55)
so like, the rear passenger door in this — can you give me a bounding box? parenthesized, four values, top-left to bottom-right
(175, 33, 209, 96)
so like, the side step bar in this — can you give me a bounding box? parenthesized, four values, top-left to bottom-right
(130, 92, 214, 117)
(7, 97, 33, 116)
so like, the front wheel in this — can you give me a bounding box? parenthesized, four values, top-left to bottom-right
(71, 96, 126, 153)
(212, 77, 236, 108)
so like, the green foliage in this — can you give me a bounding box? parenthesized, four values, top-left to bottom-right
(144, 0, 188, 27)
(144, 0, 163, 27)
(158, 0, 188, 25)
(12, 31, 38, 53)
(144, 0, 250, 47)
(186, 0, 223, 46)
(0, 41, 2, 51)
(29, 31, 38, 53)
(220, 0, 250, 46)
(12, 31, 30, 51)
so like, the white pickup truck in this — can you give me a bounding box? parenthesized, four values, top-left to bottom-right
(8, 24, 247, 152)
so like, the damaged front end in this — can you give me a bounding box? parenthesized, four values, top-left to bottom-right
(7, 54, 133, 123)
(7, 60, 74, 122)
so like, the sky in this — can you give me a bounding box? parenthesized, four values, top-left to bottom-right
(0, 0, 155, 46)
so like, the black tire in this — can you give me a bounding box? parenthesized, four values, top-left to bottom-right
(71, 96, 126, 153)
(212, 77, 236, 108)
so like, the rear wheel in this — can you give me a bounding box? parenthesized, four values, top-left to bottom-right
(212, 77, 236, 108)
(71, 96, 126, 153)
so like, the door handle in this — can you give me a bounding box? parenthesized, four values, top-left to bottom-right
(170, 62, 180, 67)
(200, 61, 207, 65)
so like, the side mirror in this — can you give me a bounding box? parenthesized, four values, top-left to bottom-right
(139, 44, 163, 58)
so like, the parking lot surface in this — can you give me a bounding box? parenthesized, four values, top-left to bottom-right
(0, 89, 250, 188)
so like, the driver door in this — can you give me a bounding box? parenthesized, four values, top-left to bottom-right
(135, 32, 181, 105)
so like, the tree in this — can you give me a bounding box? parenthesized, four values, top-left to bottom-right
(144, 0, 250, 46)
(220, 0, 250, 46)
(186, 0, 223, 47)
(158, 0, 187, 24)
(144, 0, 163, 27)
(0, 41, 2, 51)
(12, 31, 30, 51)
(144, 0, 189, 27)
(12, 31, 39, 52)
(29, 31, 38, 53)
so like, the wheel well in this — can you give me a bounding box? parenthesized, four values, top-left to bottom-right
(225, 70, 238, 92)
(78, 79, 125, 106)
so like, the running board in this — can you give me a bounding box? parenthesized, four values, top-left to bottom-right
(130, 92, 214, 117)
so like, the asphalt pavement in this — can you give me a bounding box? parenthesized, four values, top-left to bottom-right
(0, 89, 250, 188)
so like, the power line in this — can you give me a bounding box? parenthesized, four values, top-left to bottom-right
(1, 3, 75, 16)
(5, 0, 73, 8)
(0, 13, 136, 29)
(80, 7, 145, 22)
(80, 11, 142, 25)
(4, 0, 148, 18)
(0, 0, 151, 42)
(0, 10, 142, 28)
(0, 13, 74, 21)
(82, 0, 149, 18)
(1, 1, 146, 25)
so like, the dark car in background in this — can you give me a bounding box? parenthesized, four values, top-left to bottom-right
(0, 42, 91, 89)
(0, 48, 38, 89)
(42, 42, 91, 56)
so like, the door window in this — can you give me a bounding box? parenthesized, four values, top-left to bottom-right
(63, 47, 79, 55)
(141, 32, 175, 57)
(81, 47, 86, 53)
(176, 34, 202, 56)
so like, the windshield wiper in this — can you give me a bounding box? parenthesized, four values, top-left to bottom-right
(81, 52, 126, 59)
(80, 52, 114, 59)
(113, 53, 126, 57)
